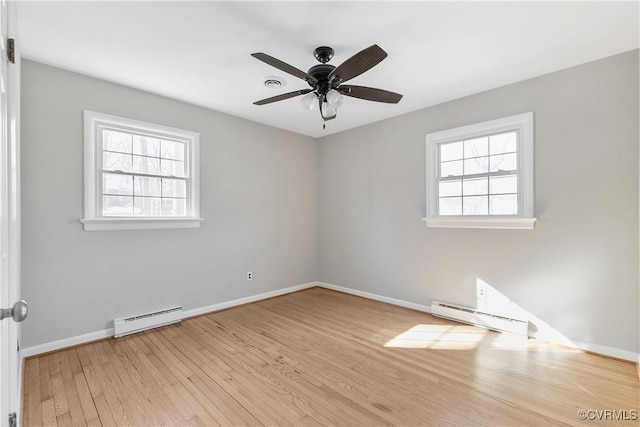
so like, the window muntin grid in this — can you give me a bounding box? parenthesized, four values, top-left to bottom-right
(437, 130, 519, 216)
(99, 128, 189, 217)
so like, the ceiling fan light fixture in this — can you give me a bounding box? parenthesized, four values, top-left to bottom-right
(321, 101, 337, 120)
(301, 92, 318, 110)
(326, 89, 343, 108)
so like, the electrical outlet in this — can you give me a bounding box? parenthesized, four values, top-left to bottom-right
(477, 283, 487, 300)
(247, 272, 252, 281)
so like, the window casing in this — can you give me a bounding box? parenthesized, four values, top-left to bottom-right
(82, 110, 202, 231)
(424, 112, 536, 229)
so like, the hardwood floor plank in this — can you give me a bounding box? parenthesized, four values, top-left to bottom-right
(38, 354, 54, 407)
(179, 319, 351, 426)
(150, 328, 268, 425)
(50, 373, 68, 418)
(41, 398, 57, 427)
(25, 357, 42, 427)
(119, 335, 200, 424)
(73, 372, 99, 424)
(105, 338, 186, 426)
(58, 351, 87, 426)
(22, 288, 640, 426)
(139, 331, 251, 426)
(75, 347, 116, 427)
(189, 313, 423, 426)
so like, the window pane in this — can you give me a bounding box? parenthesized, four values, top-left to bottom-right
(489, 174, 517, 194)
(490, 194, 518, 215)
(134, 197, 162, 216)
(103, 195, 133, 216)
(134, 176, 161, 197)
(132, 135, 160, 157)
(440, 141, 463, 162)
(463, 156, 489, 175)
(439, 197, 462, 216)
(162, 198, 187, 216)
(490, 131, 517, 155)
(439, 180, 461, 197)
(464, 137, 488, 158)
(161, 140, 185, 161)
(490, 153, 517, 172)
(103, 151, 132, 172)
(103, 130, 132, 153)
(161, 159, 185, 177)
(463, 195, 488, 215)
(102, 173, 133, 195)
(132, 155, 160, 175)
(463, 177, 488, 196)
(440, 160, 463, 178)
(162, 178, 187, 198)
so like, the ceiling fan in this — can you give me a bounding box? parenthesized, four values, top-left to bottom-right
(251, 45, 403, 125)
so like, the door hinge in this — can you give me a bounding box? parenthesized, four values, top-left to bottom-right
(8, 412, 16, 427)
(16, 340, 20, 352)
(7, 38, 15, 64)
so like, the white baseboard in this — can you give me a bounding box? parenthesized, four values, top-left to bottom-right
(562, 339, 640, 363)
(316, 282, 432, 314)
(21, 280, 640, 364)
(182, 282, 316, 318)
(21, 281, 317, 358)
(21, 328, 113, 358)
(316, 282, 640, 363)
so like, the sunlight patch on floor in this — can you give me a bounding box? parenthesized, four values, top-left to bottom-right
(384, 324, 488, 349)
(383, 323, 545, 350)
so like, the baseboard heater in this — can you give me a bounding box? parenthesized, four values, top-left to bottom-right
(113, 306, 183, 338)
(431, 300, 528, 336)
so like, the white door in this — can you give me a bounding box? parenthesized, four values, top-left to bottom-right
(0, 0, 22, 425)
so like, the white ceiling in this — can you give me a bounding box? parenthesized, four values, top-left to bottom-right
(17, 1, 639, 138)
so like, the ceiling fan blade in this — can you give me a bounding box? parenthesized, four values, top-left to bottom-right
(339, 85, 403, 104)
(251, 53, 318, 86)
(328, 45, 388, 85)
(253, 89, 313, 106)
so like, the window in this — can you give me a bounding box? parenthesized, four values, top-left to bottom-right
(424, 112, 536, 229)
(82, 110, 202, 231)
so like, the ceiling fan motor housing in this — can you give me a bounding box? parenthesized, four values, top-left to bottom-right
(307, 64, 336, 93)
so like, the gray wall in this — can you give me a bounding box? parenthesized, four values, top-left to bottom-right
(21, 60, 318, 347)
(22, 50, 639, 354)
(317, 50, 639, 353)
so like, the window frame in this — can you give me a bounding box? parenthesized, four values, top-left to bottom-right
(81, 110, 203, 231)
(424, 112, 536, 229)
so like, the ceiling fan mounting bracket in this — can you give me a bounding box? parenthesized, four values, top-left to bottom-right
(313, 46, 334, 64)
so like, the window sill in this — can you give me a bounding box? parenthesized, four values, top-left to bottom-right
(80, 217, 204, 231)
(422, 217, 536, 230)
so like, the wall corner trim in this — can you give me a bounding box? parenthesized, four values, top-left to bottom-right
(316, 282, 432, 314)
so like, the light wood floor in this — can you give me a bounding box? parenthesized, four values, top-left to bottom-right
(23, 287, 639, 426)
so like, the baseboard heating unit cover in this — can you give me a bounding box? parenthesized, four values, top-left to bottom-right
(431, 300, 528, 336)
(113, 306, 183, 338)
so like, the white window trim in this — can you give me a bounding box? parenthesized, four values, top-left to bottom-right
(81, 110, 203, 231)
(424, 112, 536, 230)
